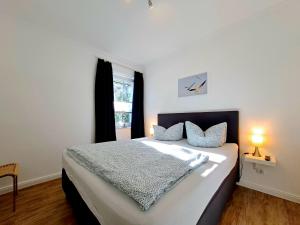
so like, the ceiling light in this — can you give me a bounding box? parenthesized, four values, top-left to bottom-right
(148, 0, 153, 9)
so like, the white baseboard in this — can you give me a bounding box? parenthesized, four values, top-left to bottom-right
(0, 172, 61, 196)
(237, 180, 300, 204)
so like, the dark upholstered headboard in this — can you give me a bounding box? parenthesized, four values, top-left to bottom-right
(157, 111, 239, 144)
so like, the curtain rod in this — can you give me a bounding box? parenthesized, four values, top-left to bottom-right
(95, 56, 143, 73)
(112, 61, 137, 72)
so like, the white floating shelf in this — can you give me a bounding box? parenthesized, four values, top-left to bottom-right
(244, 154, 276, 167)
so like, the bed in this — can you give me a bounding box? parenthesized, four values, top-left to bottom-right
(62, 111, 239, 225)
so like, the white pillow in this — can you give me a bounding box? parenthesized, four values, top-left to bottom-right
(185, 121, 227, 147)
(153, 123, 184, 141)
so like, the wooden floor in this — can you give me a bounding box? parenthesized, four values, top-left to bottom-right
(219, 186, 300, 225)
(0, 179, 299, 225)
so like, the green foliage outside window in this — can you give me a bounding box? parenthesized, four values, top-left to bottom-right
(115, 112, 132, 128)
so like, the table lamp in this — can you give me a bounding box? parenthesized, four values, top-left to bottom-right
(251, 129, 264, 157)
(149, 127, 154, 136)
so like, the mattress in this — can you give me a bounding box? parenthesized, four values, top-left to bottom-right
(62, 138, 238, 225)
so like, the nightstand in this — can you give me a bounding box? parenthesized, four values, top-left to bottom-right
(244, 154, 276, 167)
(240, 154, 276, 175)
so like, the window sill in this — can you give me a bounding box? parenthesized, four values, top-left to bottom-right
(116, 127, 131, 130)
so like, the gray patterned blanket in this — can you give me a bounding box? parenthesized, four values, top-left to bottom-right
(67, 139, 209, 211)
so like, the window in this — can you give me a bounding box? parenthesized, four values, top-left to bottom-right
(113, 75, 133, 129)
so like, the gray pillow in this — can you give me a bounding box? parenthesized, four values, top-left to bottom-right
(185, 121, 227, 147)
(153, 123, 184, 141)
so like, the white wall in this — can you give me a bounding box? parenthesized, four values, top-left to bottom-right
(144, 0, 300, 202)
(116, 128, 131, 140)
(0, 15, 140, 193)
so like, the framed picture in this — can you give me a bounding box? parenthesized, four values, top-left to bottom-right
(178, 72, 207, 97)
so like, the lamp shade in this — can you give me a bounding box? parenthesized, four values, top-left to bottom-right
(149, 127, 154, 136)
(252, 134, 263, 145)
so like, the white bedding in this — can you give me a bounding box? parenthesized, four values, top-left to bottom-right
(62, 138, 238, 225)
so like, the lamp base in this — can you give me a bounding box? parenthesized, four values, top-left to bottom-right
(252, 146, 262, 157)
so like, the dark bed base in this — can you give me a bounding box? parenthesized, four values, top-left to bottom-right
(62, 162, 238, 225)
(62, 169, 100, 225)
(197, 162, 238, 225)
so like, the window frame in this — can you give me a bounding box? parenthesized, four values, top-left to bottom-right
(113, 73, 134, 129)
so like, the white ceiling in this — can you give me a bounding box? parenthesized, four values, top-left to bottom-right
(2, 0, 285, 66)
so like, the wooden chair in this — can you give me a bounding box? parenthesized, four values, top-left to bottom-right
(0, 163, 19, 211)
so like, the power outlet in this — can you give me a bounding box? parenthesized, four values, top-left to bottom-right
(257, 168, 264, 174)
(252, 163, 264, 174)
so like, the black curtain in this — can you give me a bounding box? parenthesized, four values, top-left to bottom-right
(95, 59, 116, 143)
(131, 71, 145, 139)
